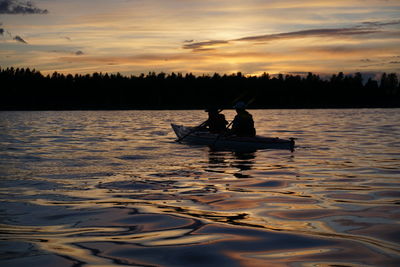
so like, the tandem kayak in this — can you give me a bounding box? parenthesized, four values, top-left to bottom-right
(171, 124, 295, 151)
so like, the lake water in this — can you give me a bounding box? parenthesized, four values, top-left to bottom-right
(0, 109, 399, 266)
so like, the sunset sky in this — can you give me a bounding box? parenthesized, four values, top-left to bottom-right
(0, 0, 399, 76)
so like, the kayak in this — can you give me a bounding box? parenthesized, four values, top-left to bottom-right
(171, 124, 295, 151)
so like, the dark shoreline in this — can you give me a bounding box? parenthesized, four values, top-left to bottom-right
(1, 67, 399, 111)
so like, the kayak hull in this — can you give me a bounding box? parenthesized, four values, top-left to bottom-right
(171, 124, 295, 151)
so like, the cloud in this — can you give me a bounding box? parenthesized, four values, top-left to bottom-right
(295, 45, 389, 58)
(0, 23, 28, 42)
(183, 21, 396, 51)
(360, 59, 400, 68)
(361, 20, 400, 27)
(182, 40, 229, 51)
(13, 35, 27, 43)
(234, 28, 379, 42)
(49, 50, 85, 56)
(0, 0, 48, 14)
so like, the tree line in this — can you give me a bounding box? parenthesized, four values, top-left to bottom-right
(1, 67, 399, 110)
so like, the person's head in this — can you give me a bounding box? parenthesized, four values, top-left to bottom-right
(205, 107, 219, 115)
(233, 101, 246, 112)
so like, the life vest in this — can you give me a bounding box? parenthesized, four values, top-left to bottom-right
(232, 111, 256, 137)
(206, 113, 228, 133)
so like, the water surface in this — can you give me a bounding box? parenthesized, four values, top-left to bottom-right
(0, 109, 399, 266)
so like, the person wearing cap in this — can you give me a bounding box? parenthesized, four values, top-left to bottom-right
(231, 101, 256, 137)
(203, 108, 228, 134)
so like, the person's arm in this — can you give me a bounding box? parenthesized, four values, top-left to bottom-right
(196, 119, 209, 130)
(221, 114, 228, 125)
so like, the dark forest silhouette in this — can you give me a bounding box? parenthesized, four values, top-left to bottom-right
(1, 67, 399, 110)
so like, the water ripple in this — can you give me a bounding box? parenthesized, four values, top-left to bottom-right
(0, 109, 399, 266)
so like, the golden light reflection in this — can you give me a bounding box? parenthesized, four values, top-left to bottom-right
(251, 248, 332, 259)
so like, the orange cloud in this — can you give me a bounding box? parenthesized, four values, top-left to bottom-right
(183, 22, 399, 51)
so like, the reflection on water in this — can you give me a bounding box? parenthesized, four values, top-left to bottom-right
(207, 150, 256, 178)
(0, 109, 399, 266)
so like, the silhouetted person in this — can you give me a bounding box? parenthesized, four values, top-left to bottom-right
(203, 108, 228, 134)
(231, 102, 256, 137)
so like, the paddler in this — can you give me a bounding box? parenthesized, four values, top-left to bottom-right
(231, 101, 256, 137)
(203, 107, 228, 134)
